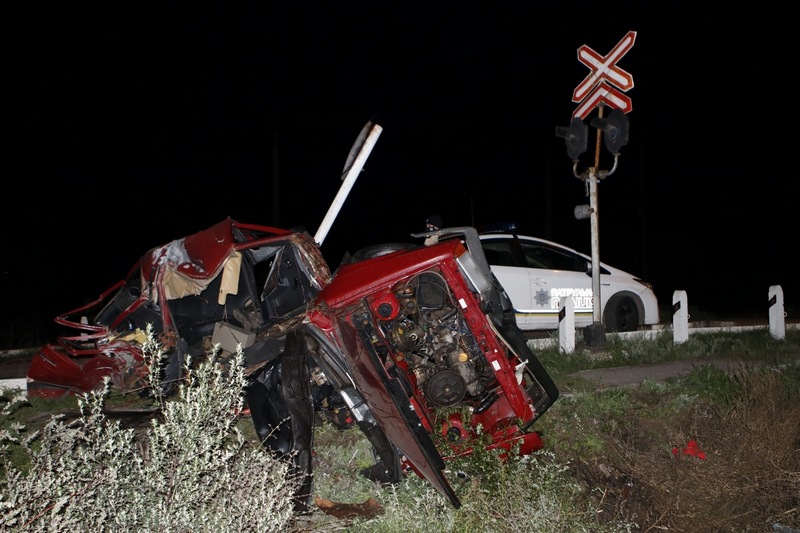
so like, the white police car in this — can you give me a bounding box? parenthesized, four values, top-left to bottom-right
(479, 227, 660, 332)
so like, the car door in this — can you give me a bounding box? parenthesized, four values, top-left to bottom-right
(480, 238, 537, 327)
(516, 237, 594, 328)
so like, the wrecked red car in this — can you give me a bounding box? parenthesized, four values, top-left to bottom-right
(304, 226, 559, 507)
(27, 220, 558, 509)
(27, 122, 559, 510)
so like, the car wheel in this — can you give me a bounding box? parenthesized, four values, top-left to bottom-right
(351, 242, 416, 262)
(159, 347, 185, 396)
(604, 294, 640, 332)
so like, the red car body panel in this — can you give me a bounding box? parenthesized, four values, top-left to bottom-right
(305, 234, 558, 506)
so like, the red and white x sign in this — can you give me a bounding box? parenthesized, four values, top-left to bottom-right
(571, 31, 636, 116)
(573, 82, 632, 120)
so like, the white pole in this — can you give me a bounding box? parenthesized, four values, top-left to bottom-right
(673, 290, 689, 344)
(314, 123, 383, 246)
(768, 285, 786, 339)
(558, 297, 576, 353)
(589, 168, 601, 325)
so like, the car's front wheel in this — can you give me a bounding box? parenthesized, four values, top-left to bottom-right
(604, 294, 640, 332)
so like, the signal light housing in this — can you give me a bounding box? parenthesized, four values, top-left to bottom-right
(555, 117, 588, 160)
(590, 108, 629, 154)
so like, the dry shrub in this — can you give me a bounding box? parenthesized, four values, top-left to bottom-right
(0, 332, 300, 532)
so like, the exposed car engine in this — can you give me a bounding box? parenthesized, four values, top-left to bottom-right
(383, 272, 492, 407)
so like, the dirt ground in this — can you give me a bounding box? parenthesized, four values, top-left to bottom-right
(558, 358, 800, 532)
(566, 357, 767, 388)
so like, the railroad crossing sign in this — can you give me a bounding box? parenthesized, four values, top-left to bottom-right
(555, 31, 637, 346)
(572, 30, 636, 119)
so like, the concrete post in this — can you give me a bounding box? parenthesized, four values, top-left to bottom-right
(673, 290, 689, 344)
(558, 297, 576, 353)
(768, 285, 786, 340)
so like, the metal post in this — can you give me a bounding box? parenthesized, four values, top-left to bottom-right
(588, 166, 601, 324)
(314, 123, 383, 246)
(583, 106, 605, 346)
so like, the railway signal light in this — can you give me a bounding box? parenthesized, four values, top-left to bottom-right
(555, 117, 588, 160)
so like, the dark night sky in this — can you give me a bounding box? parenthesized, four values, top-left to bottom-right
(5, 3, 798, 337)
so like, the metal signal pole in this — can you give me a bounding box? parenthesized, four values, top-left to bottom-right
(556, 31, 636, 346)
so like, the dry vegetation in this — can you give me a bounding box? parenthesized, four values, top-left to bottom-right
(546, 367, 800, 532)
(2, 330, 799, 532)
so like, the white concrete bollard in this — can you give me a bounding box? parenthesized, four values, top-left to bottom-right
(673, 290, 689, 344)
(768, 285, 786, 340)
(558, 297, 576, 353)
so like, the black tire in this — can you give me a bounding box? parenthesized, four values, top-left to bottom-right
(350, 242, 416, 262)
(604, 294, 640, 332)
(159, 339, 187, 397)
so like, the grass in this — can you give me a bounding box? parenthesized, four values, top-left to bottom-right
(2, 328, 799, 532)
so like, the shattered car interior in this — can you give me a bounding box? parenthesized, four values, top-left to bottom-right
(27, 219, 332, 398)
(26, 121, 560, 511)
